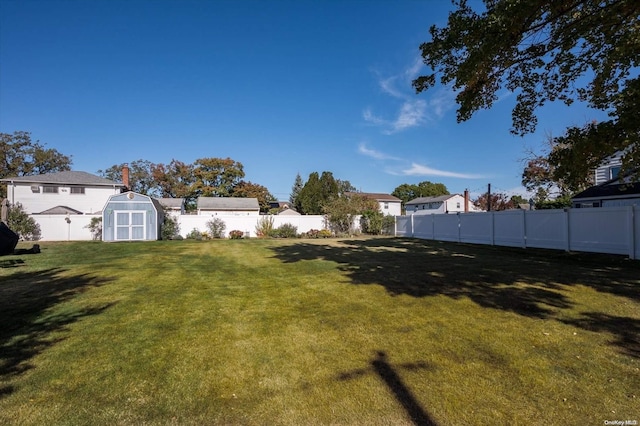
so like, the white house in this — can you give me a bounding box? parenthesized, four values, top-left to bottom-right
(345, 192, 403, 216)
(406, 194, 482, 214)
(1, 171, 125, 214)
(594, 152, 624, 185)
(197, 197, 260, 216)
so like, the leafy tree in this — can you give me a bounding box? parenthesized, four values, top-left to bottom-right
(193, 157, 244, 198)
(152, 160, 197, 209)
(336, 179, 356, 195)
(522, 131, 596, 201)
(98, 160, 157, 195)
(1, 131, 72, 198)
(289, 173, 304, 207)
(414, 0, 640, 182)
(232, 180, 275, 213)
(509, 195, 528, 207)
(392, 181, 449, 205)
(296, 172, 320, 214)
(85, 217, 103, 241)
(473, 192, 514, 211)
(323, 193, 379, 235)
(296, 171, 343, 215)
(7, 202, 41, 241)
(160, 213, 180, 240)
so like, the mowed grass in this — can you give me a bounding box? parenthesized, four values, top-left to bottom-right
(0, 237, 638, 425)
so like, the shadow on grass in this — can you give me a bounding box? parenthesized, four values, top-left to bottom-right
(338, 350, 437, 426)
(0, 267, 114, 398)
(271, 238, 640, 356)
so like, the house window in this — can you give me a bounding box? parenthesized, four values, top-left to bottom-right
(384, 202, 389, 209)
(70, 187, 85, 194)
(609, 166, 621, 180)
(31, 185, 40, 193)
(456, 202, 461, 209)
(43, 186, 58, 194)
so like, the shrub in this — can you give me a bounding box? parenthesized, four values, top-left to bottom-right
(255, 216, 274, 238)
(302, 229, 332, 238)
(85, 217, 103, 240)
(161, 213, 180, 240)
(229, 230, 244, 239)
(7, 202, 41, 241)
(185, 228, 203, 240)
(206, 217, 226, 238)
(381, 215, 396, 235)
(360, 210, 384, 235)
(272, 223, 298, 238)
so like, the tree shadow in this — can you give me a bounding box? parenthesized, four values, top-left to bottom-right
(337, 350, 437, 426)
(270, 238, 640, 355)
(0, 267, 115, 398)
(562, 313, 640, 359)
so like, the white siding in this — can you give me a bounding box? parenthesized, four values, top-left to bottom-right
(7, 183, 121, 214)
(378, 201, 402, 216)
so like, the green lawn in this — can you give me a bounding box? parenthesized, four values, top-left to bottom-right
(0, 238, 638, 425)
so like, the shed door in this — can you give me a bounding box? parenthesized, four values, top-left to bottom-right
(115, 211, 146, 241)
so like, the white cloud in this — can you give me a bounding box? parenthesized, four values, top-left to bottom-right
(390, 100, 426, 133)
(402, 163, 487, 179)
(357, 142, 402, 161)
(365, 58, 454, 134)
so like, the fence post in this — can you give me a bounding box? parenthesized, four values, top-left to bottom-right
(411, 214, 414, 238)
(490, 211, 495, 246)
(629, 206, 636, 260)
(564, 208, 571, 252)
(522, 209, 527, 249)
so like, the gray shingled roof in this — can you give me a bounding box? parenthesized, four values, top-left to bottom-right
(405, 195, 456, 205)
(36, 205, 84, 215)
(157, 198, 185, 208)
(197, 197, 259, 210)
(0, 171, 124, 187)
(345, 192, 401, 202)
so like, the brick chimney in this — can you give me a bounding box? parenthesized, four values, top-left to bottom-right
(464, 189, 469, 213)
(122, 164, 130, 190)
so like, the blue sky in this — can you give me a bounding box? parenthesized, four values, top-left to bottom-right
(0, 0, 606, 201)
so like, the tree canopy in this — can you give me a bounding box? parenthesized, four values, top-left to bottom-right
(392, 181, 449, 205)
(1, 131, 72, 198)
(414, 0, 640, 183)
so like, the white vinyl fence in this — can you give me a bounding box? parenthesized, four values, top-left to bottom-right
(395, 206, 640, 259)
(29, 214, 328, 241)
(177, 214, 327, 238)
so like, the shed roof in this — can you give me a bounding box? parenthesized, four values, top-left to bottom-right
(406, 195, 456, 205)
(0, 171, 124, 187)
(197, 197, 259, 210)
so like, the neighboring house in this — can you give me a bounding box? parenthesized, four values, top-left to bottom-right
(102, 191, 164, 241)
(406, 194, 482, 214)
(345, 192, 403, 216)
(572, 151, 640, 208)
(158, 198, 185, 217)
(0, 171, 125, 215)
(269, 201, 293, 210)
(197, 197, 260, 216)
(571, 179, 640, 208)
(278, 207, 301, 216)
(594, 152, 624, 185)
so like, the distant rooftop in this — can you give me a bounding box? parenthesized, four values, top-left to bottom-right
(197, 197, 259, 210)
(0, 171, 124, 187)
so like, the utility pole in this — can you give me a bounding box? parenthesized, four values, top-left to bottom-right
(487, 183, 492, 212)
